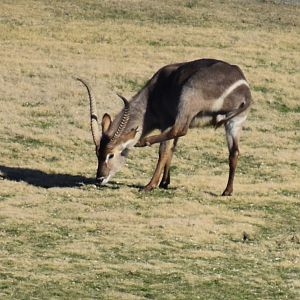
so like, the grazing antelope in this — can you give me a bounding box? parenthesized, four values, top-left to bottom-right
(77, 58, 251, 195)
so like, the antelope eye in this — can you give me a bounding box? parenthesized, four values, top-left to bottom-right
(108, 153, 114, 160)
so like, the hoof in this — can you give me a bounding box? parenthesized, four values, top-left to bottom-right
(159, 181, 169, 189)
(222, 190, 232, 196)
(142, 184, 156, 192)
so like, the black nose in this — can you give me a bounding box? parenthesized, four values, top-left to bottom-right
(96, 177, 104, 185)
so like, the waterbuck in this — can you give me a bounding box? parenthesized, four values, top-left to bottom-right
(77, 58, 252, 195)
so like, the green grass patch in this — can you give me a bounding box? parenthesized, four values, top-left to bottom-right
(0, 0, 299, 299)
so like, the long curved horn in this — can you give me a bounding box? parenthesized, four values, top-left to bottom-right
(76, 78, 101, 147)
(110, 94, 130, 142)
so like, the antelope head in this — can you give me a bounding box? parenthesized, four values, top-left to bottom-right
(76, 78, 138, 185)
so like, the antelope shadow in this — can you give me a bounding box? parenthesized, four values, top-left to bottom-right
(0, 165, 95, 188)
(0, 165, 146, 190)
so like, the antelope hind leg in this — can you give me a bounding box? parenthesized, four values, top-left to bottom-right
(222, 115, 246, 196)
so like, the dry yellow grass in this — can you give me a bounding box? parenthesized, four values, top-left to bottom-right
(0, 0, 299, 299)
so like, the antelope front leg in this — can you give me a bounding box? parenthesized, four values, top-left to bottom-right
(143, 140, 173, 191)
(159, 138, 178, 189)
(138, 121, 189, 147)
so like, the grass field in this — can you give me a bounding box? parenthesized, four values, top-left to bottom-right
(0, 0, 299, 299)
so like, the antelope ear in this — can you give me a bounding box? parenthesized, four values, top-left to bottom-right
(101, 113, 112, 133)
(119, 127, 138, 150)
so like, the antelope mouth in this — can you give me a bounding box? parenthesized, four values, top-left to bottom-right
(96, 175, 111, 186)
